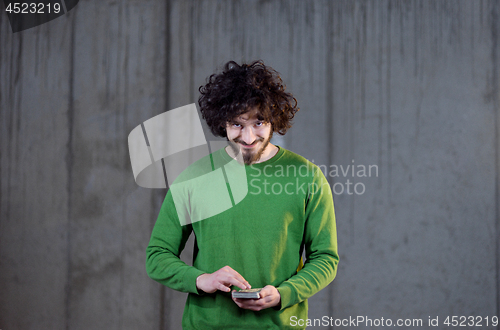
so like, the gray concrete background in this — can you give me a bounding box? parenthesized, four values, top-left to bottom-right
(1, 0, 499, 329)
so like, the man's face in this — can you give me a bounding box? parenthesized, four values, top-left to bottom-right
(226, 109, 273, 165)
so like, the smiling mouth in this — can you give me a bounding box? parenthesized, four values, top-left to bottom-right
(240, 142, 257, 149)
(234, 138, 263, 149)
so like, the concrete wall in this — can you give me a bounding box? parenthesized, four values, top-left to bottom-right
(1, 1, 499, 329)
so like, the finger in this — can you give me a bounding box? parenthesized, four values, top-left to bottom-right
(222, 267, 251, 289)
(233, 298, 253, 309)
(234, 297, 264, 307)
(234, 299, 266, 311)
(221, 266, 250, 286)
(219, 275, 250, 291)
(217, 282, 232, 292)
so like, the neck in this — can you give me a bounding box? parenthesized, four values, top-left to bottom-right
(255, 143, 279, 163)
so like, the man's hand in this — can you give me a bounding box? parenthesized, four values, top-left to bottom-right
(196, 265, 251, 294)
(232, 285, 281, 311)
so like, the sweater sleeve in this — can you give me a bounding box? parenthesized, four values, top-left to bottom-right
(146, 191, 205, 294)
(277, 166, 339, 309)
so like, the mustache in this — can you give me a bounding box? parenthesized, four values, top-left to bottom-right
(233, 137, 264, 146)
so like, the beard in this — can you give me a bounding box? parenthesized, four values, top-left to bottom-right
(228, 132, 272, 165)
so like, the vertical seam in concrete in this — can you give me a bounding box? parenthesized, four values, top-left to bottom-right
(326, 2, 334, 329)
(159, 1, 172, 328)
(386, 0, 392, 202)
(64, 8, 76, 330)
(118, 3, 127, 329)
(5, 29, 23, 239)
(16, 30, 23, 222)
(164, 1, 171, 192)
(349, 2, 355, 245)
(0, 20, 5, 225)
(492, 0, 500, 324)
(189, 0, 195, 103)
(60, 0, 68, 14)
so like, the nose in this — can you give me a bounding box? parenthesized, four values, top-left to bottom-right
(240, 127, 256, 145)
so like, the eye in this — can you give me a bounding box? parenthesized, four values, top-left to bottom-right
(255, 122, 263, 127)
(232, 123, 242, 128)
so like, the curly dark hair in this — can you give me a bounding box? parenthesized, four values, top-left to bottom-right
(198, 60, 299, 137)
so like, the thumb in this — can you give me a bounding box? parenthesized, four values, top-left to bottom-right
(258, 285, 274, 297)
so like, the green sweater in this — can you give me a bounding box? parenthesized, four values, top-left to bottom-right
(146, 147, 338, 329)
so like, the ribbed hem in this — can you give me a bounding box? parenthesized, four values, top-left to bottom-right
(185, 267, 206, 294)
(276, 283, 295, 310)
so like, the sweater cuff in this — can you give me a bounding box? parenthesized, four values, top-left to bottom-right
(276, 283, 295, 310)
(184, 267, 205, 294)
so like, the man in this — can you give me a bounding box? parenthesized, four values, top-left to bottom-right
(146, 60, 338, 329)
